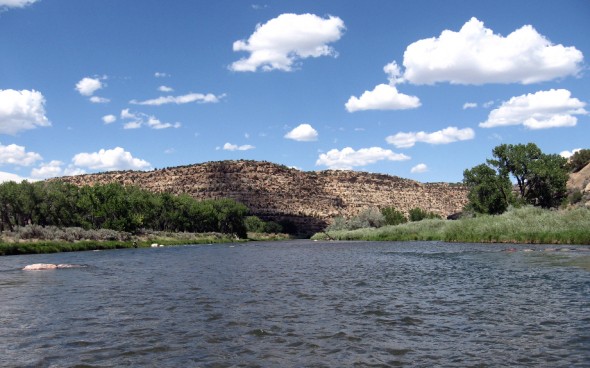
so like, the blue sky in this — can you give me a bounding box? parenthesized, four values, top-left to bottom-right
(0, 0, 588, 183)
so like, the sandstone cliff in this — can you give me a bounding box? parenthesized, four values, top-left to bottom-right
(54, 160, 469, 234)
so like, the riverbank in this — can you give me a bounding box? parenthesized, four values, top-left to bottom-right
(0, 226, 291, 256)
(311, 206, 590, 245)
(0, 235, 240, 256)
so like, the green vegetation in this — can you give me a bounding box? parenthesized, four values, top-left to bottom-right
(326, 206, 441, 232)
(0, 227, 242, 256)
(245, 215, 283, 234)
(408, 207, 441, 222)
(315, 143, 586, 244)
(463, 163, 513, 215)
(463, 143, 568, 214)
(326, 207, 385, 231)
(381, 206, 407, 226)
(312, 206, 590, 245)
(566, 149, 590, 173)
(0, 180, 249, 238)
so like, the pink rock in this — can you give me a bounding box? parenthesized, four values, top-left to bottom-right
(23, 263, 58, 271)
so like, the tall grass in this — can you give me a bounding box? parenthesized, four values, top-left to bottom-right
(312, 206, 590, 245)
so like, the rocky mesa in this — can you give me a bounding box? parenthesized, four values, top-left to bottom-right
(55, 160, 469, 234)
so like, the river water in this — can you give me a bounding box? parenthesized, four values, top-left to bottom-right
(0, 240, 589, 367)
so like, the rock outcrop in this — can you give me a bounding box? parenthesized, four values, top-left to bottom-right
(54, 160, 469, 234)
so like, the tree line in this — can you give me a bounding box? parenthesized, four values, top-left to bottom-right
(328, 143, 586, 232)
(463, 143, 588, 215)
(0, 181, 249, 238)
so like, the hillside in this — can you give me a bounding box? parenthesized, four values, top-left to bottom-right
(567, 162, 590, 207)
(54, 160, 469, 234)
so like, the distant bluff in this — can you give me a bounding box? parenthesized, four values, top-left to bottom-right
(54, 160, 469, 234)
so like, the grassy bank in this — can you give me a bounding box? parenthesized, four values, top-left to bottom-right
(0, 225, 292, 256)
(311, 206, 590, 245)
(0, 228, 244, 256)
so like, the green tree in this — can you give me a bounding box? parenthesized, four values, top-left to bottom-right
(381, 206, 407, 225)
(0, 181, 20, 230)
(463, 164, 513, 215)
(211, 199, 248, 238)
(489, 143, 541, 202)
(464, 143, 568, 214)
(489, 143, 567, 208)
(566, 149, 590, 172)
(527, 154, 569, 208)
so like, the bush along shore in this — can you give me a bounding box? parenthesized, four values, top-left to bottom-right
(0, 226, 247, 256)
(311, 206, 590, 245)
(0, 181, 292, 255)
(0, 225, 293, 256)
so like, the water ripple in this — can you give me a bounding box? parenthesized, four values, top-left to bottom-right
(0, 241, 588, 367)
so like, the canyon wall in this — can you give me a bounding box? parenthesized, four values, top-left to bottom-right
(55, 160, 469, 233)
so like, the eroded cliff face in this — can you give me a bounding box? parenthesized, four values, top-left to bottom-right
(54, 160, 469, 233)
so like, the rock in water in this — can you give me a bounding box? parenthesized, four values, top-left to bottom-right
(23, 263, 58, 271)
(22, 263, 86, 270)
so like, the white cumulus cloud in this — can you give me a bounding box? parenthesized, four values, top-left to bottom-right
(230, 13, 345, 72)
(120, 109, 181, 130)
(154, 72, 170, 78)
(0, 89, 51, 135)
(120, 108, 136, 120)
(411, 163, 428, 173)
(146, 117, 181, 130)
(402, 17, 584, 85)
(130, 92, 223, 106)
(89, 96, 110, 104)
(284, 123, 318, 141)
(102, 114, 116, 124)
(345, 84, 421, 112)
(158, 85, 174, 92)
(31, 160, 64, 179)
(463, 102, 478, 110)
(75, 77, 104, 96)
(479, 89, 587, 130)
(0, 142, 42, 166)
(560, 148, 582, 158)
(316, 147, 410, 170)
(386, 127, 475, 148)
(72, 147, 151, 171)
(221, 143, 255, 151)
(0, 171, 30, 183)
(123, 121, 142, 130)
(0, 0, 38, 8)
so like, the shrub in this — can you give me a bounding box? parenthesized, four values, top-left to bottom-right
(245, 216, 283, 234)
(409, 208, 440, 222)
(356, 207, 385, 228)
(264, 221, 283, 234)
(245, 216, 266, 233)
(326, 216, 349, 231)
(381, 207, 407, 225)
(568, 189, 584, 205)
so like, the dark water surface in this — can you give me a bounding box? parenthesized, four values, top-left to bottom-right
(1, 241, 589, 367)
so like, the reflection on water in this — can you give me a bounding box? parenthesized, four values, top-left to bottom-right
(0, 241, 589, 367)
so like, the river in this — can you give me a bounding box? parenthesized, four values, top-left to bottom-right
(1, 240, 589, 367)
